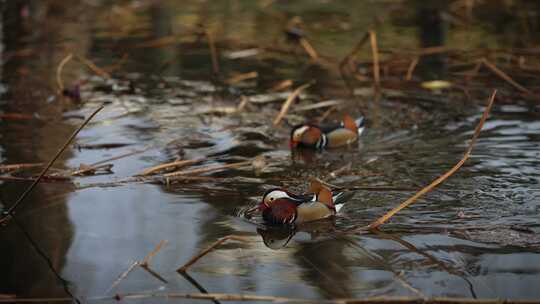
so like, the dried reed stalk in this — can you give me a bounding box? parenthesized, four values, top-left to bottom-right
(163, 160, 253, 177)
(273, 82, 313, 125)
(369, 30, 381, 92)
(138, 159, 205, 176)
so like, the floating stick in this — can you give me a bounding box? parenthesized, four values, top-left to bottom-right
(369, 90, 497, 229)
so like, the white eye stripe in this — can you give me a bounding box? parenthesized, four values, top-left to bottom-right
(293, 126, 310, 139)
(264, 190, 291, 203)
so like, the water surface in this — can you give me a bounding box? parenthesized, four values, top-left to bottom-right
(1, 1, 539, 302)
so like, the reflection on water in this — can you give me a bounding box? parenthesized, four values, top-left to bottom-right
(1, 0, 540, 302)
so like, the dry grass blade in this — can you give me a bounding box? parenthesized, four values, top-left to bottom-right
(163, 160, 253, 177)
(369, 90, 497, 229)
(177, 235, 250, 273)
(273, 82, 313, 125)
(138, 159, 204, 176)
(56, 53, 73, 93)
(481, 58, 532, 95)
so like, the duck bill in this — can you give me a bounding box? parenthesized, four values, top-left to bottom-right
(289, 140, 298, 149)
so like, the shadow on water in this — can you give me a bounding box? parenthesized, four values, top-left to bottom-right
(1, 0, 540, 302)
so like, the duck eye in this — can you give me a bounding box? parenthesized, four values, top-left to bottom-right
(270, 197, 274, 201)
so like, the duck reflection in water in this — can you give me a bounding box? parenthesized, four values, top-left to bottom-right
(257, 220, 355, 298)
(257, 219, 338, 250)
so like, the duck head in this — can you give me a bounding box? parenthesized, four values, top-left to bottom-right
(289, 124, 322, 148)
(259, 188, 307, 225)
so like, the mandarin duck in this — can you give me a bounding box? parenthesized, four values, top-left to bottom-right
(290, 115, 365, 149)
(259, 180, 351, 225)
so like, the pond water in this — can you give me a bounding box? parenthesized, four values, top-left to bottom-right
(1, 1, 540, 302)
